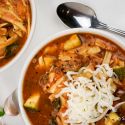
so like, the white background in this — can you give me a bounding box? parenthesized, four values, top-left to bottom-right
(0, 0, 125, 124)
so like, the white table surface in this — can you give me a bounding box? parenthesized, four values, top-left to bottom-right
(0, 0, 125, 124)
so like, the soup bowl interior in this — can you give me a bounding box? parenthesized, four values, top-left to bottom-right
(18, 28, 125, 125)
(0, 0, 36, 72)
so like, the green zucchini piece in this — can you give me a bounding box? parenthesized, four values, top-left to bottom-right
(0, 107, 5, 117)
(113, 67, 125, 80)
(64, 34, 82, 50)
(24, 93, 40, 111)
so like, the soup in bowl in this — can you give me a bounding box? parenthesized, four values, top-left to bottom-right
(0, 0, 36, 71)
(18, 28, 125, 125)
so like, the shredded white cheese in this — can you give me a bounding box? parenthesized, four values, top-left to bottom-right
(56, 64, 118, 125)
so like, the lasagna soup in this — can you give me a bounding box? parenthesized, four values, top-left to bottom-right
(0, 0, 31, 67)
(23, 33, 125, 125)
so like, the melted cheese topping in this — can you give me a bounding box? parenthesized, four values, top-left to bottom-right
(56, 64, 118, 125)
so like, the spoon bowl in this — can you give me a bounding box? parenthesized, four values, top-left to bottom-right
(57, 2, 96, 28)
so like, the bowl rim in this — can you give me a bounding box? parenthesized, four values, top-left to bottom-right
(18, 28, 125, 125)
(0, 0, 37, 72)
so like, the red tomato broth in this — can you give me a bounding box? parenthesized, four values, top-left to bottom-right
(23, 33, 125, 125)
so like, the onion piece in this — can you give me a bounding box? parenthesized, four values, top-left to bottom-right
(114, 101, 125, 111)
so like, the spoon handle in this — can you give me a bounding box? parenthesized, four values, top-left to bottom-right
(97, 21, 125, 37)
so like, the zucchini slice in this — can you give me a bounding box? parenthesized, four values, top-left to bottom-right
(38, 56, 56, 69)
(105, 112, 120, 125)
(64, 34, 81, 50)
(24, 93, 40, 111)
(113, 67, 125, 80)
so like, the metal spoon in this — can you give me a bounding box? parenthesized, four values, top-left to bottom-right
(4, 89, 19, 116)
(57, 2, 125, 36)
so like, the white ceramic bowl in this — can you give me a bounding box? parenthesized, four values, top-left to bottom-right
(18, 28, 125, 125)
(0, 0, 36, 72)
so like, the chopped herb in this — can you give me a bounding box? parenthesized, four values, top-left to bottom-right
(0, 107, 5, 117)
